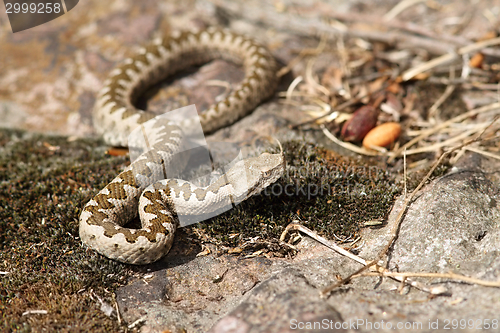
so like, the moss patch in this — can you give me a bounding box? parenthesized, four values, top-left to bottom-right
(0, 128, 129, 332)
(193, 140, 402, 252)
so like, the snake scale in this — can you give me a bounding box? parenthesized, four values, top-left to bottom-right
(79, 28, 285, 264)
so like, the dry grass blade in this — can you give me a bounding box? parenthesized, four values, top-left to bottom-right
(320, 124, 379, 156)
(389, 102, 500, 162)
(463, 146, 500, 160)
(384, 0, 428, 21)
(401, 37, 500, 81)
(280, 223, 447, 295)
(358, 271, 500, 288)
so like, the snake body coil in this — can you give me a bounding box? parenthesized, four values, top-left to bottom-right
(79, 28, 284, 264)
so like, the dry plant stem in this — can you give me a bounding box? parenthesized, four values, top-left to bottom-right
(428, 68, 456, 118)
(389, 102, 500, 162)
(285, 76, 304, 101)
(464, 146, 500, 161)
(403, 129, 478, 156)
(428, 84, 455, 118)
(113, 294, 121, 326)
(401, 37, 500, 81)
(280, 223, 443, 295)
(403, 148, 407, 197)
(321, 120, 499, 295)
(280, 223, 364, 264)
(320, 124, 379, 156)
(357, 272, 500, 288)
(383, 0, 428, 21)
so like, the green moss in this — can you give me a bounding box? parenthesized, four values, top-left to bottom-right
(0, 128, 129, 331)
(193, 141, 401, 251)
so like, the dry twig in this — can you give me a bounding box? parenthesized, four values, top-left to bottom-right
(280, 223, 447, 295)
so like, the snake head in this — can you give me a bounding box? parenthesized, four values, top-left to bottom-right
(239, 150, 286, 198)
